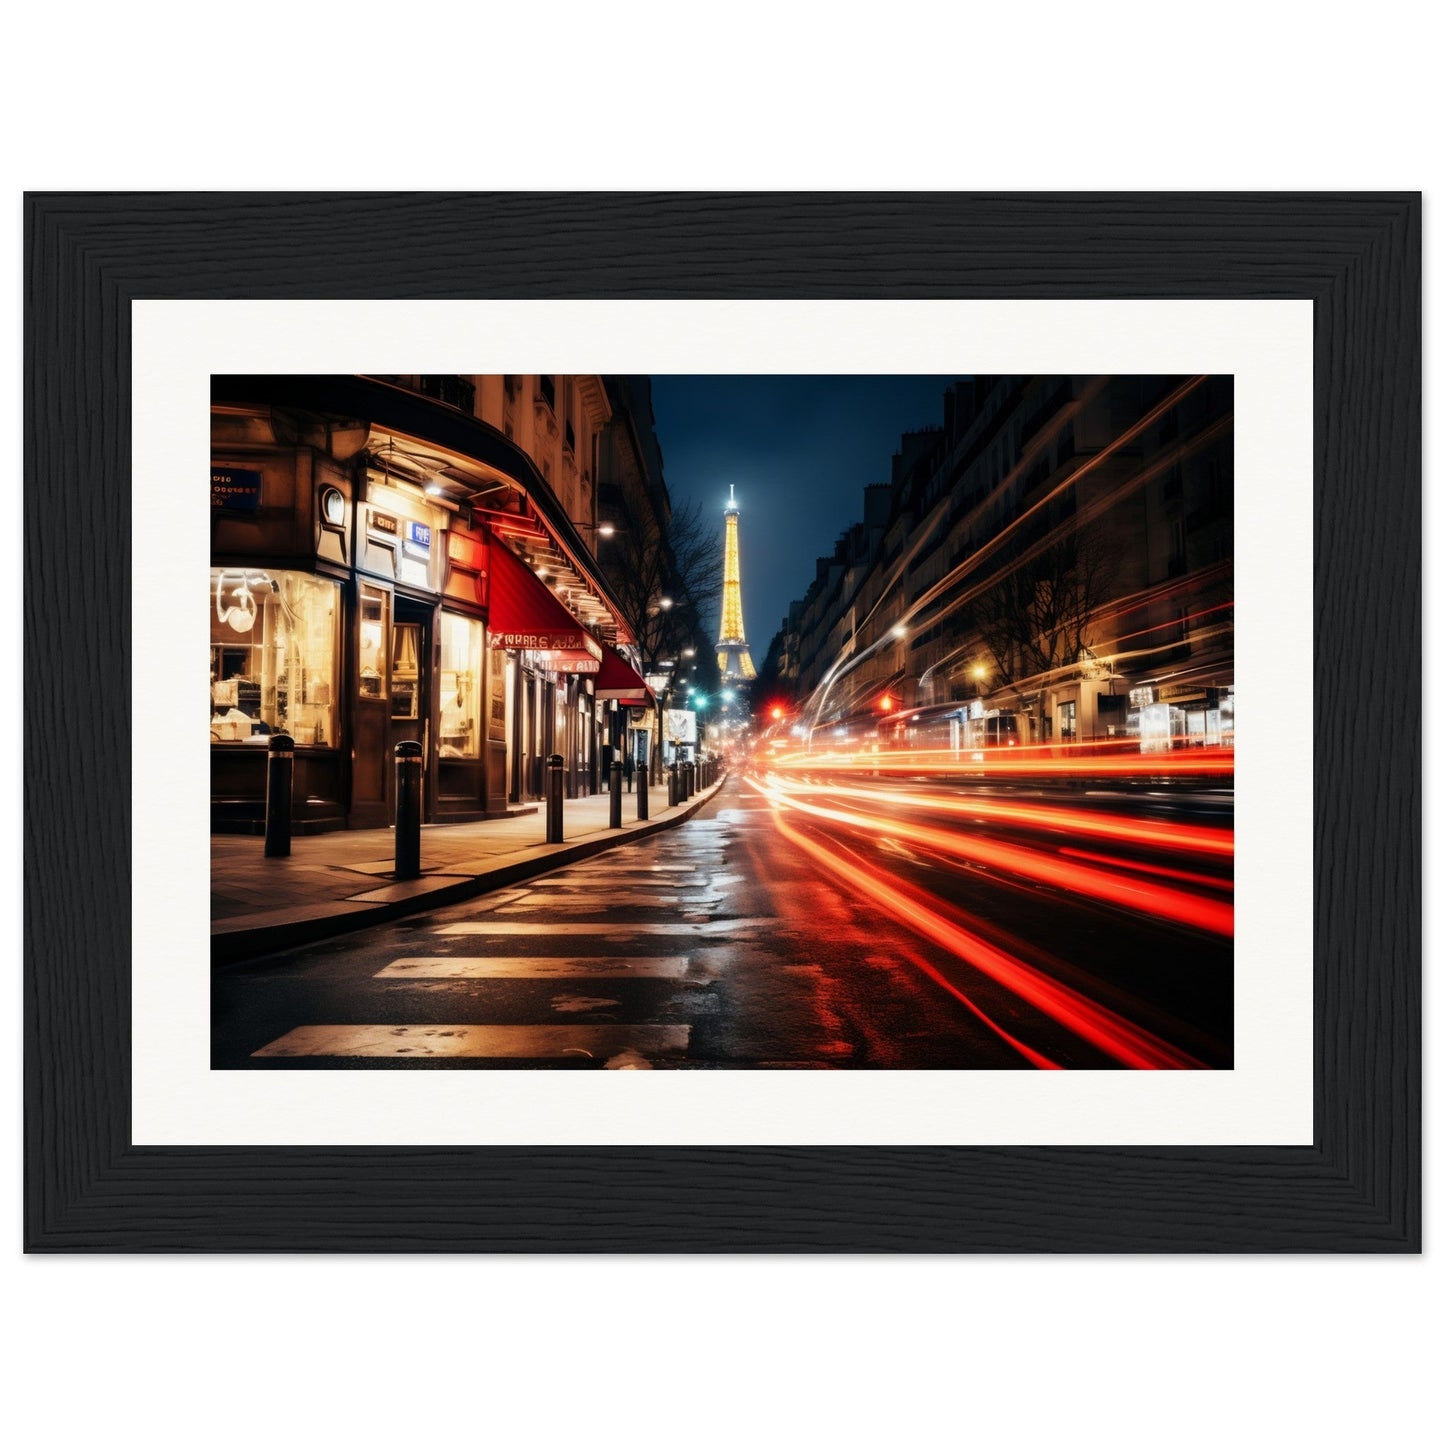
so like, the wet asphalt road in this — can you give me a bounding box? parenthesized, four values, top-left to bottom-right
(212, 772, 1232, 1070)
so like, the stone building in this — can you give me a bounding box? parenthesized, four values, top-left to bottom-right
(768, 375, 1235, 751)
(209, 373, 656, 832)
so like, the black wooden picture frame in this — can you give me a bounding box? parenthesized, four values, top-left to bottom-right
(23, 193, 1421, 1252)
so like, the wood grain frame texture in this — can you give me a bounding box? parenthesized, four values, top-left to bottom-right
(23, 193, 1421, 1252)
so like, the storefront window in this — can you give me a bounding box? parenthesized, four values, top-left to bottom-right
(391, 623, 421, 719)
(438, 611, 483, 758)
(210, 569, 339, 746)
(358, 584, 390, 699)
(488, 648, 508, 745)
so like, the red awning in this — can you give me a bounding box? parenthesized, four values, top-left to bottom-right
(594, 642, 650, 700)
(536, 649, 600, 674)
(482, 535, 596, 654)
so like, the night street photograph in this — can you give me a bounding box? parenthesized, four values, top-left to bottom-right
(210, 371, 1234, 1070)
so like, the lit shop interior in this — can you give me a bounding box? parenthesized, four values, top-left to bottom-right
(210, 377, 645, 833)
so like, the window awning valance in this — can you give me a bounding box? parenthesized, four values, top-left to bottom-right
(594, 642, 650, 700)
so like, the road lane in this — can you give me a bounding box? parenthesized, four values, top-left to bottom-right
(212, 771, 1232, 1069)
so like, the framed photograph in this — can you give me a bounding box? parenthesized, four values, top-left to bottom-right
(24, 193, 1419, 1251)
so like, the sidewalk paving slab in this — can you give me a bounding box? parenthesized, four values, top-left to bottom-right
(211, 776, 726, 966)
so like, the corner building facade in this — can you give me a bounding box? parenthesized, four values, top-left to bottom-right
(210, 374, 646, 833)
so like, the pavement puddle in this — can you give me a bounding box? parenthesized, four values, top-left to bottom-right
(550, 994, 621, 1013)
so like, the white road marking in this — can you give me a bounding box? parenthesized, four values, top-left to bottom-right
(374, 955, 693, 979)
(435, 919, 769, 936)
(528, 873, 707, 887)
(499, 893, 720, 910)
(252, 1023, 690, 1060)
(545, 864, 698, 876)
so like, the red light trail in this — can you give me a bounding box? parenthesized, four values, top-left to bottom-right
(748, 775, 1232, 936)
(771, 810, 1206, 1069)
(764, 776, 1235, 859)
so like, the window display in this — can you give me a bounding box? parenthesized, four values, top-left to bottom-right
(488, 647, 508, 744)
(358, 584, 390, 699)
(210, 569, 339, 746)
(439, 612, 483, 758)
(391, 623, 420, 720)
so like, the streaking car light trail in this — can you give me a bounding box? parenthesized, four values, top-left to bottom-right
(747, 775, 1233, 937)
(770, 810, 1204, 1069)
(1057, 846, 1232, 893)
(776, 744, 1237, 781)
(761, 777, 1235, 860)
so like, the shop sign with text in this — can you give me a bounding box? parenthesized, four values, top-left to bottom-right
(211, 466, 263, 511)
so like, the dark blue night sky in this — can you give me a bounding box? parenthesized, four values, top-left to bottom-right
(650, 375, 960, 663)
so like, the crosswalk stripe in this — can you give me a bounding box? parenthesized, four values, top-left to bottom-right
(499, 893, 718, 910)
(436, 919, 768, 936)
(251, 1023, 690, 1060)
(528, 874, 709, 888)
(550, 864, 698, 874)
(374, 955, 692, 979)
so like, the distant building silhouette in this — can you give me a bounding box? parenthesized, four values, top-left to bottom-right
(766, 376, 1234, 748)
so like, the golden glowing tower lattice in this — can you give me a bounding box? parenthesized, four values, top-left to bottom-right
(716, 485, 756, 680)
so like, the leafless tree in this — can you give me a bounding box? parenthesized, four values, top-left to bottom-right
(604, 498, 720, 677)
(600, 496, 724, 778)
(968, 523, 1116, 719)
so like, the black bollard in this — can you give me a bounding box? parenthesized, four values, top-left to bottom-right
(609, 760, 623, 828)
(685, 761, 694, 799)
(394, 740, 423, 879)
(637, 764, 649, 821)
(669, 761, 678, 807)
(264, 734, 295, 858)
(546, 753, 564, 843)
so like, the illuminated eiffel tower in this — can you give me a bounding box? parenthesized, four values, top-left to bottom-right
(715, 485, 756, 681)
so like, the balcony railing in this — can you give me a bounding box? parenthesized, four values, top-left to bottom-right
(418, 375, 475, 414)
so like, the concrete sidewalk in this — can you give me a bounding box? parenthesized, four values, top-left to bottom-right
(212, 775, 724, 964)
